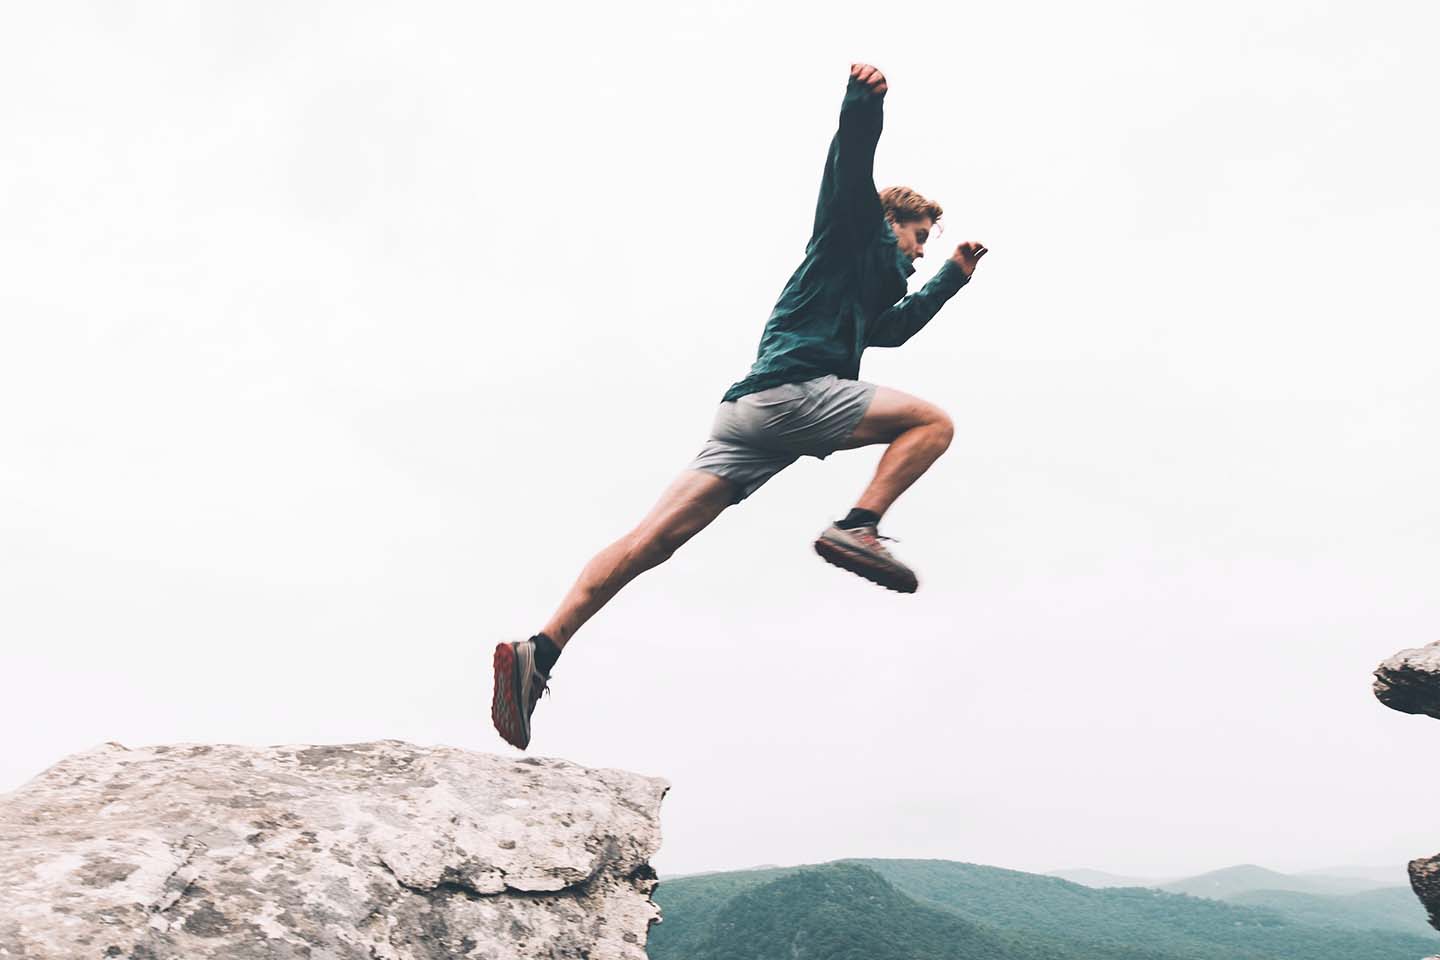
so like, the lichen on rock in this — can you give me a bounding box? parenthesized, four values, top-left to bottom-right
(0, 740, 667, 959)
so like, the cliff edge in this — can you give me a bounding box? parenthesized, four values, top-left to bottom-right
(0, 740, 667, 959)
(1374, 641, 1440, 937)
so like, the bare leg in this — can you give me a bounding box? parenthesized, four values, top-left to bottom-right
(840, 386, 954, 518)
(541, 470, 735, 647)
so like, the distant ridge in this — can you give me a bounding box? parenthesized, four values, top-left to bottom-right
(1049, 867, 1165, 889)
(681, 863, 1033, 960)
(1050, 862, 1405, 896)
(1162, 863, 1390, 898)
(1300, 864, 1410, 886)
(1052, 863, 1424, 936)
(1227, 887, 1436, 937)
(651, 858, 1440, 960)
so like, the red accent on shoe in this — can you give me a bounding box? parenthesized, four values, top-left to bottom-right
(492, 642, 526, 749)
(813, 537, 919, 593)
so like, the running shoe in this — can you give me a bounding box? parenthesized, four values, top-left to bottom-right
(492, 639, 549, 750)
(813, 522, 919, 593)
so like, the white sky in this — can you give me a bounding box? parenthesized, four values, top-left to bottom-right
(3, 0, 1438, 880)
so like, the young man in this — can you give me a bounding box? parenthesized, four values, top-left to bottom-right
(493, 63, 987, 750)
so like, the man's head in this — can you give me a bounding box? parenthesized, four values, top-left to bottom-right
(880, 185, 943, 261)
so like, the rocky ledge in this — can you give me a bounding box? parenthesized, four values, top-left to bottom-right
(1374, 640, 1440, 936)
(1411, 856, 1440, 933)
(0, 740, 667, 959)
(1374, 641, 1440, 719)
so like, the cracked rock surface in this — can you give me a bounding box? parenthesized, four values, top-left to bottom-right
(0, 740, 667, 959)
(1375, 641, 1440, 719)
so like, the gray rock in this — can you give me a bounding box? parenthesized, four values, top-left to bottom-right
(1374, 641, 1440, 719)
(1376, 643, 1440, 933)
(0, 740, 668, 959)
(1412, 855, 1440, 934)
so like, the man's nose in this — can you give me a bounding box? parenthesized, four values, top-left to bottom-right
(915, 245, 924, 258)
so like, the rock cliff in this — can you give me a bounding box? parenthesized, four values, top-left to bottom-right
(1375, 641, 1440, 720)
(1411, 856, 1440, 933)
(0, 740, 667, 959)
(1374, 640, 1440, 938)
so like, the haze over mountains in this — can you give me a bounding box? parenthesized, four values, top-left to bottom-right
(651, 859, 1437, 960)
(1162, 864, 1401, 898)
(1047, 863, 1431, 938)
(1049, 863, 1406, 893)
(1048, 868, 1165, 888)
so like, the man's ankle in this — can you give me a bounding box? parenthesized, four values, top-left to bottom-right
(836, 507, 881, 530)
(531, 633, 562, 675)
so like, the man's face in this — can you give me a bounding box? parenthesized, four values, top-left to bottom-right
(889, 216, 934, 261)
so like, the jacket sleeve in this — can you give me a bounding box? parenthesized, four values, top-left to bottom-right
(809, 77, 886, 247)
(867, 259, 971, 348)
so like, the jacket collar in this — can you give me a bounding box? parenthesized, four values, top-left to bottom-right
(881, 219, 917, 278)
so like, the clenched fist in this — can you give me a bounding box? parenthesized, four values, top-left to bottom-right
(850, 62, 887, 96)
(949, 242, 988, 278)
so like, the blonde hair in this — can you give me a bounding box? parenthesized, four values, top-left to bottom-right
(879, 186, 943, 226)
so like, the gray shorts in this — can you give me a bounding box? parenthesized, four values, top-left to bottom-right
(688, 374, 878, 502)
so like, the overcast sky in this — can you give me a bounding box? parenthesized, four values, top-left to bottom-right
(3, 0, 1438, 882)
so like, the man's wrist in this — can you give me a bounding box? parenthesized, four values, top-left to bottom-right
(941, 257, 972, 280)
(844, 76, 885, 103)
(935, 258, 971, 292)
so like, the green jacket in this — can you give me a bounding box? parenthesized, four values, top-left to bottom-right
(722, 77, 970, 402)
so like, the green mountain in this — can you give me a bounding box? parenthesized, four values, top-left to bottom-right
(1162, 863, 1385, 898)
(650, 863, 1156, 960)
(1227, 886, 1435, 936)
(679, 863, 1026, 960)
(857, 859, 1437, 960)
(1045, 862, 1428, 937)
(650, 858, 1440, 960)
(650, 864, 800, 958)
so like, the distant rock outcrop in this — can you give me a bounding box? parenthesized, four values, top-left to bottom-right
(1412, 856, 1440, 932)
(1374, 641, 1440, 936)
(0, 740, 667, 959)
(1375, 641, 1440, 719)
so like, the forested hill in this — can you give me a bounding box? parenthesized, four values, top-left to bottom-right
(649, 859, 1440, 960)
(651, 863, 1156, 960)
(674, 864, 1023, 960)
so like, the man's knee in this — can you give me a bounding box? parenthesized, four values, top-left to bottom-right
(932, 408, 955, 451)
(916, 403, 954, 452)
(648, 532, 682, 568)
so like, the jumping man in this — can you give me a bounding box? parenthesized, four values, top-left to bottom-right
(493, 63, 988, 749)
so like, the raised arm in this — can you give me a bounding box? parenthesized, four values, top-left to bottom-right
(809, 64, 889, 248)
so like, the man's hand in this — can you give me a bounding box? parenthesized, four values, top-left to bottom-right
(850, 63, 887, 96)
(949, 241, 988, 278)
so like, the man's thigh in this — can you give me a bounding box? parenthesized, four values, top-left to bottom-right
(839, 385, 948, 449)
(633, 469, 737, 545)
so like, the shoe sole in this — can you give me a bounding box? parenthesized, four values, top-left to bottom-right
(491, 643, 529, 750)
(814, 537, 918, 594)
